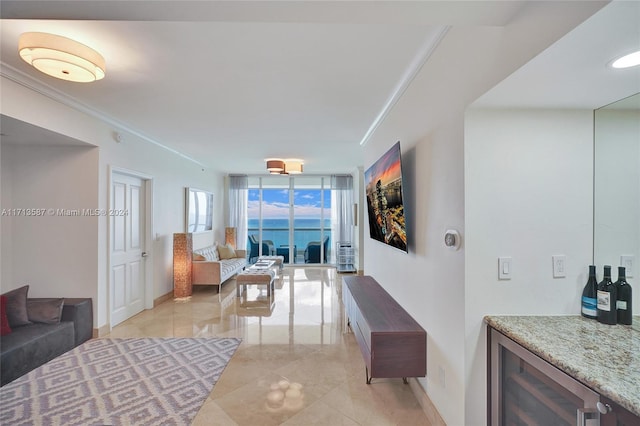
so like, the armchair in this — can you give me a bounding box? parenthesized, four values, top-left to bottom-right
(304, 235, 330, 264)
(248, 234, 275, 262)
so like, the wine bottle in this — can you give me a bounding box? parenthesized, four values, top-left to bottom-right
(615, 266, 633, 325)
(581, 265, 598, 319)
(597, 265, 617, 325)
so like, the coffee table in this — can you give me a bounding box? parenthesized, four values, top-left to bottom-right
(236, 260, 276, 297)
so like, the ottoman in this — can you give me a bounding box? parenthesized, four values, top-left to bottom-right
(236, 268, 276, 297)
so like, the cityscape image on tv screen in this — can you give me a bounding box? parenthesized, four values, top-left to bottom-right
(364, 141, 407, 252)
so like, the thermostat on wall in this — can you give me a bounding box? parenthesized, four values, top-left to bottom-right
(444, 229, 461, 250)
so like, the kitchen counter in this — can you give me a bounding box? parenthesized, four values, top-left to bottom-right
(484, 315, 640, 417)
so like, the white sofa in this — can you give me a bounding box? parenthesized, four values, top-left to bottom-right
(192, 244, 247, 290)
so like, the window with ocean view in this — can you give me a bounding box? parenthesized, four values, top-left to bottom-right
(248, 176, 332, 264)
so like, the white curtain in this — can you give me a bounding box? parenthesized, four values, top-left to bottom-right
(228, 175, 248, 250)
(331, 175, 354, 250)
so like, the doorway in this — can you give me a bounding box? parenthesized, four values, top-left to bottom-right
(109, 169, 153, 327)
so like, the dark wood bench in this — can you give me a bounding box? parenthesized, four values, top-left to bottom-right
(343, 275, 426, 384)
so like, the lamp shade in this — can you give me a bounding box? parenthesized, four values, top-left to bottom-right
(266, 159, 285, 173)
(19, 32, 106, 83)
(173, 233, 193, 298)
(285, 159, 304, 174)
(225, 227, 237, 249)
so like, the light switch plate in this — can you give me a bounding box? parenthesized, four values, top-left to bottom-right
(498, 257, 512, 280)
(552, 255, 566, 278)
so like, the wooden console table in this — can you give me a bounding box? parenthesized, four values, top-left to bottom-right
(343, 275, 427, 384)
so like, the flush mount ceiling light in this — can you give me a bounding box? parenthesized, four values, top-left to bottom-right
(611, 50, 640, 69)
(284, 159, 304, 174)
(266, 159, 285, 174)
(265, 158, 304, 175)
(18, 32, 106, 82)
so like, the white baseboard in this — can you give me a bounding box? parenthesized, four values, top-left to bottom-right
(409, 378, 446, 426)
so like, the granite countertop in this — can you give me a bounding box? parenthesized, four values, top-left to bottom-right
(485, 315, 640, 417)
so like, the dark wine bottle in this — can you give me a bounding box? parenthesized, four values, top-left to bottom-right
(581, 265, 598, 319)
(615, 266, 633, 325)
(597, 265, 617, 325)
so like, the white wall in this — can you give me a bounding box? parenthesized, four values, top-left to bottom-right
(1, 144, 99, 303)
(1, 76, 224, 331)
(464, 108, 594, 423)
(361, 2, 605, 421)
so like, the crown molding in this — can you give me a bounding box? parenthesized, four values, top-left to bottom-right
(359, 25, 450, 147)
(0, 61, 205, 167)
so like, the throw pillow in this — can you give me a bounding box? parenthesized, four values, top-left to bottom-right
(27, 298, 65, 324)
(226, 243, 238, 258)
(218, 244, 236, 260)
(2, 285, 32, 327)
(0, 295, 12, 336)
(193, 253, 206, 261)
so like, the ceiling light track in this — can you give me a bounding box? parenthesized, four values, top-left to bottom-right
(359, 25, 450, 147)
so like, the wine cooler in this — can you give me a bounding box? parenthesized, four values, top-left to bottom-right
(489, 328, 601, 426)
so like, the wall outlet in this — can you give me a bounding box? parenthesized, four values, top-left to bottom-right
(552, 255, 566, 278)
(620, 255, 635, 278)
(438, 366, 446, 388)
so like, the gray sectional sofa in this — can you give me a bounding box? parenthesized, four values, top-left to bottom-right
(0, 286, 93, 386)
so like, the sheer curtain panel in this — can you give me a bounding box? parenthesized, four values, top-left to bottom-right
(331, 175, 354, 247)
(228, 175, 248, 250)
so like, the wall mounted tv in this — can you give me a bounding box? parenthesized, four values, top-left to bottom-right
(364, 141, 408, 253)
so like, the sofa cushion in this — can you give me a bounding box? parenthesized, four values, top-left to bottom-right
(0, 321, 75, 386)
(1, 295, 11, 336)
(2, 285, 32, 327)
(218, 244, 237, 260)
(27, 298, 65, 324)
(219, 258, 246, 280)
(194, 245, 219, 261)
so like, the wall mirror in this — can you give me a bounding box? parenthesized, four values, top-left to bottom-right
(185, 187, 213, 233)
(593, 92, 640, 279)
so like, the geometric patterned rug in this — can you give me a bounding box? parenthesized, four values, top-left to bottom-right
(0, 337, 241, 426)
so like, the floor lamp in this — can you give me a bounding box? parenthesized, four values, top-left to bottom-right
(225, 227, 237, 249)
(173, 233, 193, 298)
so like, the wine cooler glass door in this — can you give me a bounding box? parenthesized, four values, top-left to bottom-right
(490, 329, 600, 426)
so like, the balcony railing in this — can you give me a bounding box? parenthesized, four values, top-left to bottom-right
(248, 227, 331, 264)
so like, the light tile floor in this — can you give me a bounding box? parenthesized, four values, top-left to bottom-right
(108, 267, 431, 425)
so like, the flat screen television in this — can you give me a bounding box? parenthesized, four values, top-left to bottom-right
(364, 141, 408, 252)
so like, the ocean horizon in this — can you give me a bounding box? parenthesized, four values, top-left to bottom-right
(247, 218, 333, 252)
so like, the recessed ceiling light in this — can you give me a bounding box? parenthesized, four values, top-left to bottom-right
(611, 50, 640, 69)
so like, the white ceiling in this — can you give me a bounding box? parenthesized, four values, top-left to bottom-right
(473, 0, 640, 110)
(1, 1, 638, 174)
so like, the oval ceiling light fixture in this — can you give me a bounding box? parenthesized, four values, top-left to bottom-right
(284, 159, 304, 174)
(18, 32, 106, 82)
(611, 50, 640, 69)
(266, 159, 285, 174)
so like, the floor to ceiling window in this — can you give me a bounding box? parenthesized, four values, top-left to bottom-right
(248, 176, 331, 265)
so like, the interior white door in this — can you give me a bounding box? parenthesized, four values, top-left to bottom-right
(110, 173, 146, 327)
